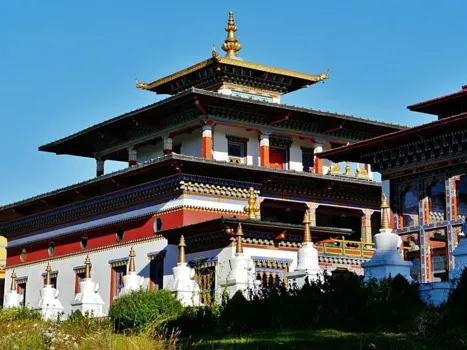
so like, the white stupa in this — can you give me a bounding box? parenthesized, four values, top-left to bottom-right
(3, 270, 23, 308)
(71, 255, 105, 317)
(169, 235, 201, 306)
(34, 263, 64, 321)
(288, 210, 322, 288)
(117, 247, 144, 297)
(362, 195, 412, 282)
(222, 223, 260, 298)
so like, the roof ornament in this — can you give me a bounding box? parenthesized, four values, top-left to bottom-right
(221, 11, 242, 58)
(10, 270, 17, 291)
(212, 45, 219, 58)
(303, 210, 312, 243)
(235, 224, 244, 254)
(178, 235, 187, 264)
(45, 263, 52, 286)
(381, 194, 391, 230)
(129, 247, 136, 273)
(85, 255, 92, 279)
(244, 187, 259, 220)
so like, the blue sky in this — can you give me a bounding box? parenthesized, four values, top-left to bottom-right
(1, 1, 466, 205)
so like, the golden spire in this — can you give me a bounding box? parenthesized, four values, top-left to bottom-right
(235, 224, 244, 254)
(222, 11, 242, 57)
(10, 270, 17, 291)
(244, 187, 259, 219)
(178, 235, 186, 264)
(128, 247, 136, 273)
(303, 210, 312, 243)
(45, 263, 52, 286)
(381, 194, 391, 230)
(85, 255, 92, 279)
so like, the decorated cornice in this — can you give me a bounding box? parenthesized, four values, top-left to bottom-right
(362, 130, 467, 174)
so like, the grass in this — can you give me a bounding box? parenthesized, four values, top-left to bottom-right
(194, 329, 431, 350)
(0, 320, 450, 350)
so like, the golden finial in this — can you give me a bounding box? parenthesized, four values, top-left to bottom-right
(129, 247, 136, 273)
(344, 162, 354, 176)
(235, 224, 244, 254)
(178, 235, 186, 263)
(303, 210, 312, 243)
(222, 11, 242, 57)
(45, 263, 52, 286)
(212, 45, 219, 58)
(85, 255, 92, 279)
(10, 270, 17, 291)
(244, 187, 260, 219)
(381, 194, 391, 230)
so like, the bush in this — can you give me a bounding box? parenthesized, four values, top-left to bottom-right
(109, 289, 183, 333)
(170, 305, 222, 336)
(0, 306, 41, 323)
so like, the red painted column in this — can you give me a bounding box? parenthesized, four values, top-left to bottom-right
(96, 158, 105, 177)
(259, 134, 270, 167)
(128, 147, 137, 167)
(163, 136, 173, 155)
(202, 125, 212, 159)
(313, 143, 323, 174)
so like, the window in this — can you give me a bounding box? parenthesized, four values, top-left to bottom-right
(426, 178, 446, 222)
(398, 183, 419, 227)
(269, 147, 288, 169)
(457, 176, 467, 220)
(301, 148, 314, 172)
(150, 259, 164, 290)
(80, 235, 88, 249)
(110, 264, 127, 301)
(20, 248, 27, 262)
(42, 271, 58, 289)
(153, 218, 163, 234)
(226, 136, 248, 164)
(48, 242, 55, 256)
(116, 226, 125, 242)
(74, 265, 86, 294)
(16, 280, 27, 306)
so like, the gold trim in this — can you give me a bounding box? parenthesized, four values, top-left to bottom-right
(136, 57, 328, 91)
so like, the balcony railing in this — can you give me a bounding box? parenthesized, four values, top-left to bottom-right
(315, 236, 375, 259)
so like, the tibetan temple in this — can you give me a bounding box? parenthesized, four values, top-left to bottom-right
(0, 12, 405, 311)
(320, 86, 467, 283)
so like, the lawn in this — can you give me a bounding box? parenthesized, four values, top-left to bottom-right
(195, 329, 431, 350)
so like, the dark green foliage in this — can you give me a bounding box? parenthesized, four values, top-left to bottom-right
(0, 306, 41, 322)
(170, 305, 223, 336)
(109, 289, 182, 333)
(218, 273, 425, 334)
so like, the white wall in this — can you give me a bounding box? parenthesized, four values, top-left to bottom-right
(212, 124, 260, 166)
(289, 138, 314, 171)
(4, 238, 168, 315)
(137, 142, 163, 163)
(177, 129, 202, 157)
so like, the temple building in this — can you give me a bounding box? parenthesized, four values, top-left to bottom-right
(319, 85, 467, 283)
(1, 12, 404, 312)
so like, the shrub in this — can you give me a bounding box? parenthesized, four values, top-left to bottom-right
(171, 305, 222, 336)
(109, 289, 183, 333)
(0, 306, 41, 323)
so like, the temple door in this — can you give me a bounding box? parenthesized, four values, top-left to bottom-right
(269, 149, 285, 169)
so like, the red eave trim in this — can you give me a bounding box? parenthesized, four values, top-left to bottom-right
(408, 88, 467, 111)
(317, 112, 467, 161)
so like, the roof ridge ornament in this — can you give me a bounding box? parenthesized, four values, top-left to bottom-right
(222, 11, 242, 58)
(129, 247, 136, 273)
(303, 210, 312, 243)
(178, 235, 186, 263)
(244, 187, 259, 219)
(10, 270, 17, 291)
(381, 194, 391, 230)
(85, 255, 92, 279)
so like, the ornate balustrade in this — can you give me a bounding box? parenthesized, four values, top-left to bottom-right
(316, 236, 375, 259)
